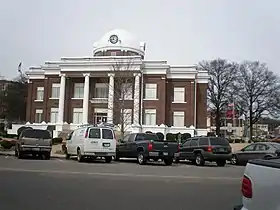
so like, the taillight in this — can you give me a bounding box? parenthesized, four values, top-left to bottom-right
(207, 146, 213, 152)
(148, 143, 153, 151)
(84, 131, 88, 138)
(242, 175, 252, 198)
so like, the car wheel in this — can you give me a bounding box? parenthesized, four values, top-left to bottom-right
(105, 156, 112, 163)
(195, 153, 205, 166)
(216, 160, 226, 167)
(15, 148, 18, 157)
(164, 158, 173, 166)
(45, 152, 51, 160)
(65, 149, 70, 159)
(77, 149, 84, 162)
(17, 151, 23, 159)
(137, 151, 147, 165)
(175, 158, 180, 164)
(231, 155, 238, 165)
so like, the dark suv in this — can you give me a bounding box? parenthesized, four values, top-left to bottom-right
(174, 136, 232, 166)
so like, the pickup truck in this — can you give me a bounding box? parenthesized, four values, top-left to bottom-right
(115, 133, 179, 165)
(15, 129, 52, 159)
(234, 158, 280, 210)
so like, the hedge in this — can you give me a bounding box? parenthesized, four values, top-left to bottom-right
(0, 139, 17, 149)
(156, 132, 164, 141)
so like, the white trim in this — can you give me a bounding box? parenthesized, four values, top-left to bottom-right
(172, 102, 187, 104)
(94, 108, 108, 113)
(34, 100, 43, 102)
(35, 109, 43, 114)
(143, 99, 159, 101)
(52, 83, 60, 88)
(71, 98, 83, 100)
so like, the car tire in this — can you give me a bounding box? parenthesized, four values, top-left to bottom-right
(216, 160, 226, 167)
(45, 152, 51, 160)
(65, 149, 70, 160)
(231, 155, 238, 165)
(175, 158, 180, 164)
(105, 156, 112, 163)
(17, 150, 23, 159)
(77, 149, 84, 162)
(164, 158, 173, 166)
(137, 151, 147, 165)
(195, 153, 205, 166)
(15, 148, 18, 157)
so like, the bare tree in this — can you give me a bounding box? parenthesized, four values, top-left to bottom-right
(233, 61, 280, 140)
(105, 58, 139, 138)
(199, 59, 239, 136)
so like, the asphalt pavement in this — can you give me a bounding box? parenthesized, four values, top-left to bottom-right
(0, 156, 244, 210)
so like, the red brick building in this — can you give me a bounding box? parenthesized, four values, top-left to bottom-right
(23, 29, 209, 136)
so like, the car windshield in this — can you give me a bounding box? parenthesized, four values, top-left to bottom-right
(21, 129, 51, 139)
(210, 137, 229, 146)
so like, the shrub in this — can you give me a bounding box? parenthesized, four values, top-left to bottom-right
(17, 126, 33, 137)
(234, 138, 241, 143)
(182, 133, 191, 140)
(0, 139, 16, 149)
(52, 137, 63, 145)
(145, 131, 153, 134)
(156, 132, 164, 141)
(207, 132, 216, 137)
(166, 133, 176, 141)
(228, 138, 234, 143)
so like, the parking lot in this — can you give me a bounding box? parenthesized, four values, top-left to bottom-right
(0, 155, 244, 210)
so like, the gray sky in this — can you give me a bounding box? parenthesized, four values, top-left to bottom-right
(0, 0, 279, 79)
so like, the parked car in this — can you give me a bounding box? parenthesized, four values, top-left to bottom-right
(230, 142, 280, 165)
(64, 125, 116, 163)
(233, 157, 280, 210)
(175, 136, 232, 166)
(116, 133, 179, 165)
(15, 129, 52, 159)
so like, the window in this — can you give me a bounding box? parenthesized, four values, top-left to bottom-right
(51, 83, 60, 98)
(35, 109, 43, 123)
(88, 128, 101, 138)
(120, 109, 132, 125)
(190, 139, 198, 146)
(21, 129, 51, 139)
(173, 111, 185, 127)
(102, 129, 114, 139)
(50, 108, 58, 123)
(243, 144, 255, 152)
(255, 144, 268, 151)
(74, 83, 84, 98)
(110, 51, 117, 56)
(95, 83, 108, 98)
(145, 83, 157, 99)
(173, 87, 185, 103)
(120, 83, 133, 100)
(210, 137, 230, 146)
(144, 109, 156, 125)
(183, 140, 191, 147)
(136, 133, 159, 141)
(73, 108, 83, 124)
(122, 135, 130, 142)
(36, 87, 44, 100)
(199, 138, 209, 146)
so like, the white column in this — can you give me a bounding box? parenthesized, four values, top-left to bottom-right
(133, 73, 141, 125)
(82, 73, 90, 124)
(58, 74, 66, 124)
(107, 73, 115, 123)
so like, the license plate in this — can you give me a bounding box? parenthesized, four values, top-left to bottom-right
(219, 148, 226, 152)
(163, 152, 168, 156)
(103, 143, 110, 147)
(33, 148, 40, 151)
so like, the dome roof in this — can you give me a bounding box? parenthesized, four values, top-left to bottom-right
(93, 29, 145, 55)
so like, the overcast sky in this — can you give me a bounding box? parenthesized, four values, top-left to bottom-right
(0, 0, 279, 79)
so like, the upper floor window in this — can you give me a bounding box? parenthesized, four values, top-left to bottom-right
(74, 83, 84, 98)
(173, 87, 185, 103)
(120, 83, 133, 100)
(173, 111, 185, 127)
(145, 83, 157, 99)
(36, 87, 44, 101)
(51, 83, 60, 98)
(95, 83, 108, 98)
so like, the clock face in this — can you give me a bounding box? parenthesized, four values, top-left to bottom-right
(109, 35, 118, 44)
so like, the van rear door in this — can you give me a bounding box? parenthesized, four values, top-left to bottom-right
(84, 127, 102, 152)
(101, 128, 116, 153)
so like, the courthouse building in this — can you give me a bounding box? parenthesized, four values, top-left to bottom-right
(15, 29, 209, 136)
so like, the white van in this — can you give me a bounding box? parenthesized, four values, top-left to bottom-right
(65, 125, 116, 163)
